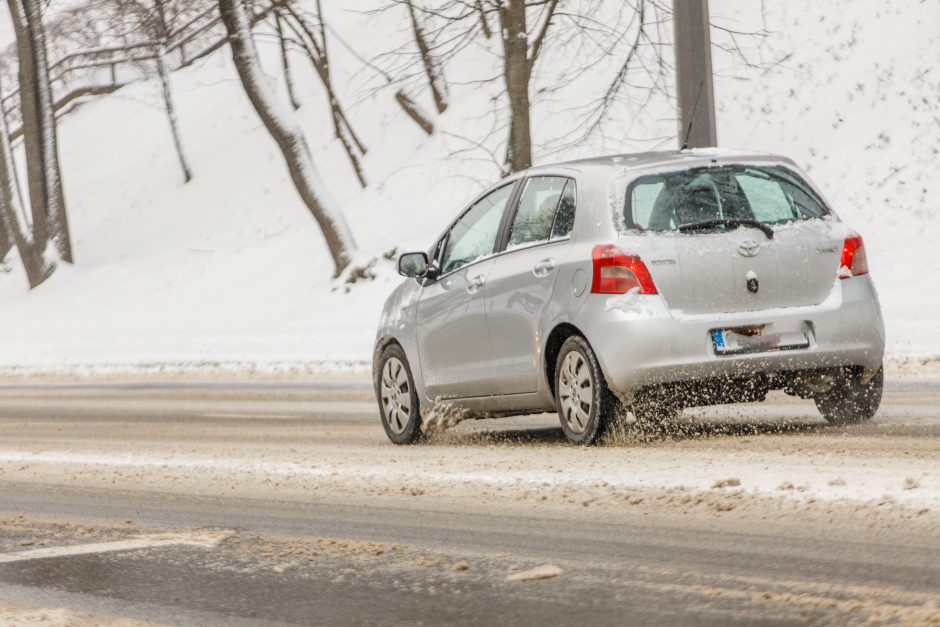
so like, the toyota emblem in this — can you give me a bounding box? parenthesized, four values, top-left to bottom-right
(737, 240, 760, 257)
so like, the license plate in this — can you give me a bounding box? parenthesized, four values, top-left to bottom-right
(711, 328, 810, 355)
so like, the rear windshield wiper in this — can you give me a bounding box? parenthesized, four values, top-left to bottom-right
(677, 218, 774, 239)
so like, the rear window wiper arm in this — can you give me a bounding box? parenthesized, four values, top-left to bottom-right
(677, 218, 774, 239)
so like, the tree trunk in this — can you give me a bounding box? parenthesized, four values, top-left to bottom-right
(9, 0, 73, 263)
(0, 97, 11, 264)
(405, 0, 448, 114)
(219, 0, 356, 276)
(394, 90, 433, 135)
(153, 0, 193, 183)
(0, 214, 12, 263)
(0, 73, 52, 287)
(499, 0, 532, 173)
(274, 9, 301, 110)
(156, 45, 194, 183)
(7, 0, 47, 247)
(474, 0, 492, 39)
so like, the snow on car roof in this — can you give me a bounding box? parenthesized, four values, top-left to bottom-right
(534, 148, 793, 173)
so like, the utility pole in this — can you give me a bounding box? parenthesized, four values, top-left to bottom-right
(673, 0, 717, 148)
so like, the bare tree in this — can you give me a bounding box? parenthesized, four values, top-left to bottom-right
(394, 90, 433, 135)
(404, 0, 448, 114)
(100, 0, 197, 183)
(324, 24, 435, 135)
(6, 0, 73, 264)
(0, 120, 16, 264)
(273, 7, 301, 110)
(473, 0, 492, 39)
(0, 72, 52, 287)
(497, 0, 558, 173)
(0, 218, 11, 263)
(279, 1, 368, 187)
(219, 0, 357, 276)
(153, 0, 194, 182)
(381, 0, 558, 173)
(385, 0, 770, 171)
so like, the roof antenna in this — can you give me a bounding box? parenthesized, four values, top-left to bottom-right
(681, 79, 705, 150)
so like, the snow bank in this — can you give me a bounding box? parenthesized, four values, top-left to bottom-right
(0, 0, 937, 373)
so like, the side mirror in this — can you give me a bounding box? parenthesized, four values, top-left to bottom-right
(398, 252, 429, 278)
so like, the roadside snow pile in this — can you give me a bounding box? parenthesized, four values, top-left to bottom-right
(0, 603, 156, 626)
(0, 0, 937, 373)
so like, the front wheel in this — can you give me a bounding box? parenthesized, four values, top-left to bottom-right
(375, 344, 422, 444)
(554, 336, 620, 445)
(815, 365, 883, 426)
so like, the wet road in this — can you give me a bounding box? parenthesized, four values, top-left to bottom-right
(0, 377, 938, 625)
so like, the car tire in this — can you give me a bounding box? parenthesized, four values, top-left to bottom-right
(554, 335, 619, 445)
(375, 344, 423, 445)
(815, 365, 883, 426)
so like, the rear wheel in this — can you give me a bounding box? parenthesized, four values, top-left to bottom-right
(375, 344, 422, 444)
(815, 365, 883, 426)
(554, 336, 619, 445)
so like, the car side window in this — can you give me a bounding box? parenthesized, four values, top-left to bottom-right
(507, 176, 573, 248)
(439, 184, 514, 275)
(551, 180, 576, 240)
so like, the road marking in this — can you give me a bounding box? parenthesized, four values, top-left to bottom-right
(0, 530, 232, 564)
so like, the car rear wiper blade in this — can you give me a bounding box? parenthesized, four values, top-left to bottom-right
(677, 218, 774, 239)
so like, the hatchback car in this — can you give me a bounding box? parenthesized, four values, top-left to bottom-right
(373, 150, 885, 445)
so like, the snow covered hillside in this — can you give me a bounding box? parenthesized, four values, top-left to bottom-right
(0, 0, 937, 374)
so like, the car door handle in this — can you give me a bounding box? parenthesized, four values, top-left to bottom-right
(533, 259, 556, 277)
(467, 274, 486, 292)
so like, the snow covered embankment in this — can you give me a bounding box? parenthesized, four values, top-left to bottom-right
(0, 0, 938, 374)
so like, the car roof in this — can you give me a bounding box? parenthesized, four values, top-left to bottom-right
(523, 148, 798, 177)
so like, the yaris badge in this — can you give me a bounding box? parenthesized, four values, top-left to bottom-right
(738, 240, 760, 257)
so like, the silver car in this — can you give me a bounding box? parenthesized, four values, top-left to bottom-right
(374, 150, 885, 445)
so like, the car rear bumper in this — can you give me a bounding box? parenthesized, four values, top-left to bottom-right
(579, 277, 885, 401)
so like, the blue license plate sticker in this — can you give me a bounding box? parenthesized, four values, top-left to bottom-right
(711, 329, 725, 349)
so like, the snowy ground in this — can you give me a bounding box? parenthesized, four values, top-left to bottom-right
(0, 0, 938, 373)
(0, 378, 937, 523)
(0, 378, 938, 622)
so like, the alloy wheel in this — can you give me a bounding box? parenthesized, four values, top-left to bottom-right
(558, 351, 593, 434)
(381, 357, 412, 434)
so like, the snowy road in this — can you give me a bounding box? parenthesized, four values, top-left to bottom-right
(0, 377, 938, 624)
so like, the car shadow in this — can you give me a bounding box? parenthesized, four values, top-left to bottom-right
(426, 418, 835, 447)
(603, 418, 831, 446)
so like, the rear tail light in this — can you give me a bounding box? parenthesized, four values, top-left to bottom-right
(591, 245, 658, 294)
(839, 235, 869, 279)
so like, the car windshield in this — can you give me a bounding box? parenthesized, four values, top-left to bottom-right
(623, 165, 829, 232)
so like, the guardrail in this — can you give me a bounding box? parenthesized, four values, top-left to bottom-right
(1, 4, 272, 139)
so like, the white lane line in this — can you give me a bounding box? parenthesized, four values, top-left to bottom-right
(0, 531, 232, 564)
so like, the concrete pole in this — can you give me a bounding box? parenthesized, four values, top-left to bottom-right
(673, 0, 717, 148)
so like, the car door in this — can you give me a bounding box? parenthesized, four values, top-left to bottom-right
(484, 176, 577, 396)
(416, 183, 517, 400)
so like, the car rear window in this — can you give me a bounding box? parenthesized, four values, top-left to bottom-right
(625, 165, 828, 232)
